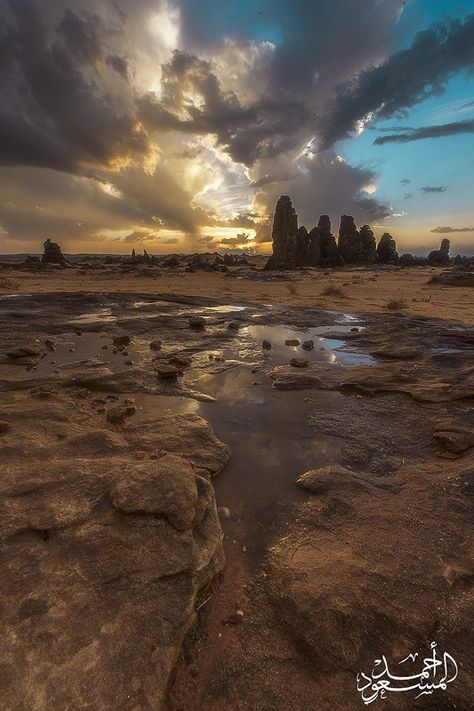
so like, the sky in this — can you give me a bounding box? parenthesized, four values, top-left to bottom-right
(0, 0, 473, 255)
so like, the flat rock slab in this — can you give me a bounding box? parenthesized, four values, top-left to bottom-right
(0, 392, 229, 710)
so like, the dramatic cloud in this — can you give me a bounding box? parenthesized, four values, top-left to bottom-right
(317, 13, 474, 148)
(421, 186, 447, 193)
(374, 119, 474, 144)
(431, 225, 474, 233)
(0, 0, 472, 252)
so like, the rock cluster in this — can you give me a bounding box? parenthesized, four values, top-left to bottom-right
(42, 238, 67, 265)
(338, 216, 377, 264)
(264, 197, 389, 269)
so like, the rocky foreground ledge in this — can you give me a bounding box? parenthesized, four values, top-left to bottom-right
(0, 389, 229, 709)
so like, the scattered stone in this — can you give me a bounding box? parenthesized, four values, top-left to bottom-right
(106, 405, 137, 424)
(262, 340, 272, 350)
(223, 610, 244, 625)
(44, 339, 55, 351)
(6, 345, 43, 359)
(0, 419, 10, 434)
(301, 340, 314, 351)
(169, 354, 192, 368)
(188, 316, 206, 329)
(149, 339, 162, 351)
(228, 321, 240, 330)
(290, 357, 309, 368)
(157, 364, 183, 379)
(124, 359, 133, 366)
(285, 339, 300, 346)
(218, 506, 231, 519)
(113, 335, 131, 347)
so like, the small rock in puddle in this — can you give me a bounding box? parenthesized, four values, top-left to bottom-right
(157, 364, 183, 379)
(285, 339, 300, 346)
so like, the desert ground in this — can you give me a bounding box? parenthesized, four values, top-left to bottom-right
(1, 256, 474, 325)
(0, 259, 473, 710)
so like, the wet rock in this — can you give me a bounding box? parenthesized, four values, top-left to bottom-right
(377, 233, 398, 263)
(106, 404, 137, 423)
(428, 238, 450, 265)
(113, 335, 131, 347)
(296, 465, 361, 494)
(149, 339, 162, 351)
(217, 506, 231, 519)
(169, 354, 192, 368)
(157, 364, 183, 379)
(290, 357, 308, 368)
(188, 316, 206, 329)
(0, 419, 9, 434)
(433, 427, 474, 453)
(301, 340, 314, 351)
(6, 345, 43, 359)
(228, 321, 240, 330)
(44, 339, 55, 352)
(111, 454, 203, 531)
(262, 340, 272, 350)
(285, 339, 300, 346)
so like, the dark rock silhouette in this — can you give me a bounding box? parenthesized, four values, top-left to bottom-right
(264, 196, 300, 269)
(42, 238, 66, 265)
(428, 238, 450, 265)
(377, 233, 398, 263)
(338, 217, 377, 264)
(317, 215, 340, 266)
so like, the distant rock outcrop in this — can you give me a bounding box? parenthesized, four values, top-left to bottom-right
(317, 215, 340, 266)
(338, 217, 377, 264)
(377, 233, 398, 263)
(264, 196, 300, 269)
(428, 238, 450, 265)
(42, 238, 67, 265)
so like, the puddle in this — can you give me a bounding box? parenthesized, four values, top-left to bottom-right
(244, 324, 373, 366)
(68, 309, 116, 324)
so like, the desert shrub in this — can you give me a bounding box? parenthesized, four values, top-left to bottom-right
(321, 285, 346, 297)
(286, 282, 299, 296)
(0, 276, 17, 289)
(386, 297, 407, 310)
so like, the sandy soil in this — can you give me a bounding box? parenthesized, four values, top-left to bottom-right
(1, 258, 473, 325)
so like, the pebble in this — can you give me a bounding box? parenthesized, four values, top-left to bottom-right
(262, 340, 272, 350)
(301, 339, 314, 351)
(285, 339, 300, 346)
(0, 420, 10, 434)
(188, 316, 206, 329)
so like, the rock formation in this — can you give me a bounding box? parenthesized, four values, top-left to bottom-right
(317, 215, 340, 266)
(264, 196, 300, 269)
(376, 232, 398, 263)
(338, 216, 377, 264)
(42, 238, 67, 265)
(428, 238, 450, 265)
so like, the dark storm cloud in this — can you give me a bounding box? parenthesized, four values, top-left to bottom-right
(139, 51, 311, 166)
(421, 186, 446, 193)
(0, 0, 147, 172)
(431, 225, 474, 233)
(106, 54, 128, 79)
(317, 13, 474, 148)
(374, 118, 474, 144)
